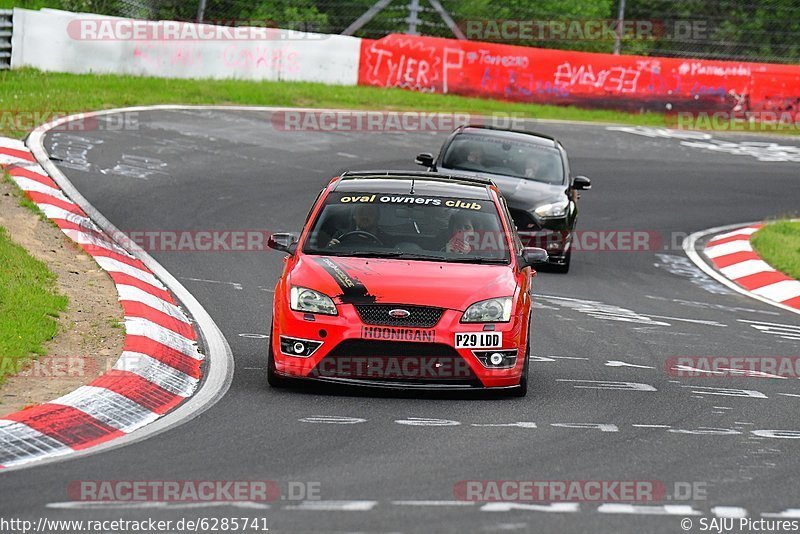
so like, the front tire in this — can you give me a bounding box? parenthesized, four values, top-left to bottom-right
(510, 338, 530, 397)
(267, 328, 289, 388)
(550, 249, 571, 274)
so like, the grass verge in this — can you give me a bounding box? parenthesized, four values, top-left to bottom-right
(0, 225, 68, 384)
(3, 68, 796, 138)
(751, 220, 800, 280)
(0, 68, 672, 138)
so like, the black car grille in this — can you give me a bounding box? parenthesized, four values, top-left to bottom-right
(355, 304, 444, 328)
(310, 340, 479, 385)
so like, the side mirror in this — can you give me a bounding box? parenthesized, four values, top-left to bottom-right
(268, 232, 299, 254)
(520, 247, 548, 269)
(415, 152, 435, 168)
(572, 175, 591, 190)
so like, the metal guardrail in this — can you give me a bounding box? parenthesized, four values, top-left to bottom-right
(0, 10, 11, 70)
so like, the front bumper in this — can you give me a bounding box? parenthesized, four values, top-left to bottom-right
(518, 228, 571, 264)
(272, 304, 527, 389)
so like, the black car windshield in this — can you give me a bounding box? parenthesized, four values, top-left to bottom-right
(441, 134, 565, 185)
(302, 192, 511, 264)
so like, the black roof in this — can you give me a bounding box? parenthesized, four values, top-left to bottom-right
(333, 171, 493, 200)
(455, 125, 559, 148)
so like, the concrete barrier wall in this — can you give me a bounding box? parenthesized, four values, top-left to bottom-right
(11, 8, 362, 85)
(358, 34, 800, 113)
(10, 9, 800, 113)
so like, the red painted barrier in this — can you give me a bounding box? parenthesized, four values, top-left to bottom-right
(358, 34, 800, 113)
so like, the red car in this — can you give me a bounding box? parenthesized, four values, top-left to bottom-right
(267, 171, 547, 396)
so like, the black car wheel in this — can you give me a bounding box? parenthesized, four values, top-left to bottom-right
(550, 249, 571, 274)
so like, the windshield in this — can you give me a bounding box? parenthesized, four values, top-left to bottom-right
(441, 134, 565, 185)
(302, 192, 511, 264)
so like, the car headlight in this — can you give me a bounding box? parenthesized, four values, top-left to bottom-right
(534, 197, 569, 218)
(290, 286, 337, 315)
(461, 297, 513, 323)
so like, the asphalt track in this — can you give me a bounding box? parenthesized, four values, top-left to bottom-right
(3, 108, 800, 533)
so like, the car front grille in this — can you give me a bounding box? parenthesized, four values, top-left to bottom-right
(355, 304, 444, 328)
(310, 340, 479, 385)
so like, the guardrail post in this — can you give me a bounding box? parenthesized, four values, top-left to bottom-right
(0, 10, 11, 70)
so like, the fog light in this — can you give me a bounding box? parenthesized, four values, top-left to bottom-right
(473, 349, 518, 369)
(279, 336, 323, 358)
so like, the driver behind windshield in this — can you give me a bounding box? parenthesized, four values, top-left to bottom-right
(445, 211, 479, 254)
(327, 203, 385, 247)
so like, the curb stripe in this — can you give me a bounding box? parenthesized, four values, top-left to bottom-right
(0, 136, 208, 469)
(90, 371, 183, 414)
(719, 259, 775, 279)
(25, 192, 86, 215)
(108, 272, 176, 304)
(710, 251, 760, 269)
(95, 257, 164, 289)
(124, 318, 199, 358)
(703, 223, 800, 312)
(736, 271, 793, 291)
(3, 405, 123, 449)
(123, 336, 203, 378)
(121, 301, 196, 340)
(0, 147, 36, 162)
(113, 352, 198, 397)
(705, 239, 754, 258)
(12, 175, 66, 199)
(6, 165, 56, 186)
(87, 248, 147, 270)
(51, 386, 160, 434)
(0, 421, 72, 467)
(116, 285, 191, 324)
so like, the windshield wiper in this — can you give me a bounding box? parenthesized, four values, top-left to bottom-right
(341, 250, 406, 258)
(445, 257, 509, 264)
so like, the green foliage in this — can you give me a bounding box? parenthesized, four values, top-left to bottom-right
(0, 226, 68, 383)
(752, 220, 800, 281)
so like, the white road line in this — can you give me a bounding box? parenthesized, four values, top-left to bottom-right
(605, 361, 655, 369)
(597, 504, 702, 515)
(392, 501, 475, 506)
(179, 277, 244, 291)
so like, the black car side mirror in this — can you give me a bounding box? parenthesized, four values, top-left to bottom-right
(519, 247, 548, 269)
(268, 232, 299, 254)
(572, 175, 591, 190)
(415, 152, 435, 168)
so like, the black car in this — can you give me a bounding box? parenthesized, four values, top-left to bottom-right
(415, 125, 591, 273)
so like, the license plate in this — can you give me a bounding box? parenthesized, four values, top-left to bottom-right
(455, 332, 502, 349)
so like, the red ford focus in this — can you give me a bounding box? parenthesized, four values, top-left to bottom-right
(267, 171, 547, 396)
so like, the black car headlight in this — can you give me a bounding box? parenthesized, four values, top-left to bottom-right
(461, 297, 512, 323)
(290, 286, 337, 315)
(534, 197, 569, 218)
